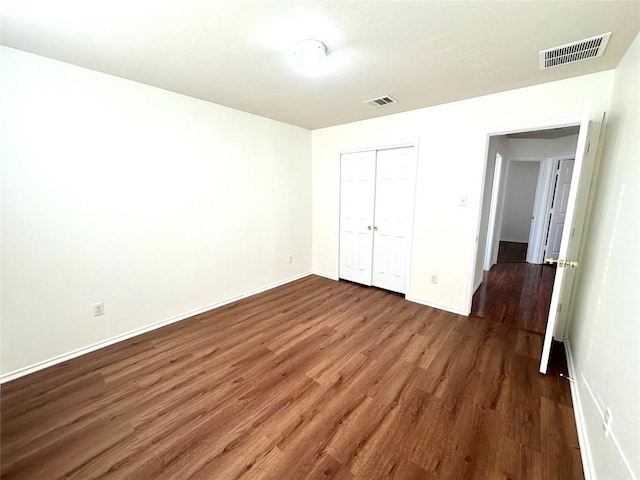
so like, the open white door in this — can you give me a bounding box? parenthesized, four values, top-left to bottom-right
(539, 103, 603, 373)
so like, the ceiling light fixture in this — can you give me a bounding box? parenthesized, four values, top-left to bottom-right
(293, 39, 328, 76)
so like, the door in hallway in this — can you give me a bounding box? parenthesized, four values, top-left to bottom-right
(545, 159, 575, 260)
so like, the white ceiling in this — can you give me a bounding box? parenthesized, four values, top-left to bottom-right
(1, 1, 639, 129)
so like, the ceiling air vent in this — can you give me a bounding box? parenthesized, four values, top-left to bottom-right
(539, 33, 611, 70)
(364, 95, 397, 108)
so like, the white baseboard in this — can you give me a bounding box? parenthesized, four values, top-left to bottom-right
(405, 296, 469, 316)
(312, 276, 469, 317)
(311, 271, 339, 281)
(0, 271, 313, 384)
(565, 340, 637, 480)
(565, 340, 595, 480)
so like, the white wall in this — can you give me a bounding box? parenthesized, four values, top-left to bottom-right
(312, 71, 614, 314)
(500, 160, 540, 243)
(506, 134, 579, 159)
(566, 32, 640, 479)
(0, 47, 312, 376)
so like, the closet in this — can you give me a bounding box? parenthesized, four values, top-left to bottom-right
(339, 146, 417, 294)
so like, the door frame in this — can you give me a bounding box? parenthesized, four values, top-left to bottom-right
(337, 139, 419, 298)
(528, 154, 576, 264)
(483, 151, 504, 271)
(526, 158, 557, 264)
(466, 116, 582, 315)
(527, 157, 555, 263)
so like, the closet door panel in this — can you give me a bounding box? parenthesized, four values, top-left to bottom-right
(339, 151, 376, 285)
(372, 147, 416, 293)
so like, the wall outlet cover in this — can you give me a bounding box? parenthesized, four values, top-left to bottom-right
(93, 302, 105, 316)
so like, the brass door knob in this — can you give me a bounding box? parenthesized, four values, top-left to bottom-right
(373, 226, 378, 231)
(367, 225, 372, 230)
(545, 258, 579, 268)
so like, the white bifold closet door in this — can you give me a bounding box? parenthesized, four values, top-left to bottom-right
(339, 146, 416, 294)
(339, 150, 377, 285)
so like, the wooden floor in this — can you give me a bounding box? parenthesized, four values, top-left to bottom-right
(497, 241, 528, 263)
(472, 262, 556, 334)
(1, 275, 582, 479)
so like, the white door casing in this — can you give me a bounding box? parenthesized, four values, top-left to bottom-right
(539, 105, 603, 374)
(484, 153, 504, 270)
(545, 159, 575, 260)
(371, 147, 417, 293)
(339, 150, 376, 285)
(527, 158, 552, 264)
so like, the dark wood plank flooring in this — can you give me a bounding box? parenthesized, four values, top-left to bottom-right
(1, 275, 582, 479)
(497, 241, 528, 263)
(472, 263, 556, 334)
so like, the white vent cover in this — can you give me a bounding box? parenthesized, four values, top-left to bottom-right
(364, 95, 397, 108)
(539, 33, 611, 70)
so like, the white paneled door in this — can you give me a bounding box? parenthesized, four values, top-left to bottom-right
(539, 105, 603, 374)
(339, 146, 417, 294)
(372, 148, 416, 293)
(545, 159, 575, 260)
(339, 150, 376, 285)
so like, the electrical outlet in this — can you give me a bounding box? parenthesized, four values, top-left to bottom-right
(603, 407, 612, 437)
(93, 302, 105, 316)
(288, 255, 293, 264)
(430, 274, 438, 284)
(458, 195, 467, 207)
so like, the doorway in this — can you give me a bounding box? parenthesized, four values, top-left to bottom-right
(498, 159, 541, 264)
(472, 126, 580, 334)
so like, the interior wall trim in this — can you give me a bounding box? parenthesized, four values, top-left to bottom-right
(0, 271, 313, 384)
(473, 277, 483, 294)
(565, 340, 595, 480)
(311, 271, 339, 281)
(566, 328, 636, 479)
(405, 296, 469, 316)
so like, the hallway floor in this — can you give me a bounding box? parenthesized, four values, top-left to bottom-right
(497, 241, 528, 263)
(472, 262, 556, 335)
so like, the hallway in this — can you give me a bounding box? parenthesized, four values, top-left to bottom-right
(471, 262, 555, 335)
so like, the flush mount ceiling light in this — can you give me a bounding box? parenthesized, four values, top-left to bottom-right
(293, 39, 328, 76)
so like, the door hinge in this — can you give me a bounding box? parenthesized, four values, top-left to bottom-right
(571, 226, 575, 238)
(558, 303, 562, 313)
(586, 141, 591, 154)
